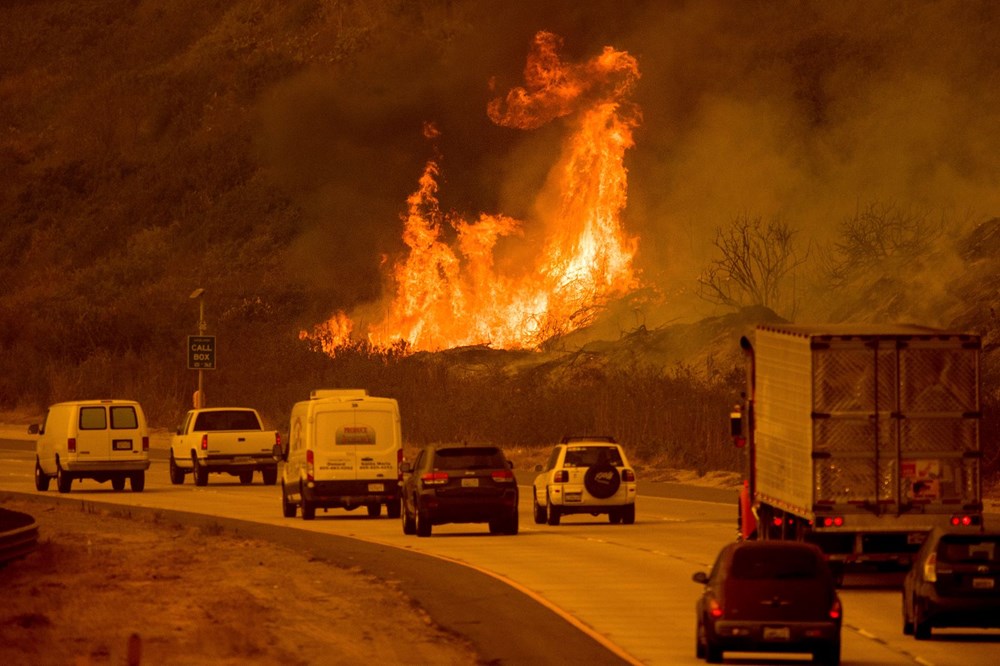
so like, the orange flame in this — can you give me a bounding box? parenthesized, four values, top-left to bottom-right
(307, 31, 641, 354)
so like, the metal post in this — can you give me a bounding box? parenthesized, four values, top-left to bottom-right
(190, 288, 206, 408)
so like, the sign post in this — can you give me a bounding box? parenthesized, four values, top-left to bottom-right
(188, 289, 213, 408)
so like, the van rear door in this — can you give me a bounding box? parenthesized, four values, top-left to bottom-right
(107, 404, 142, 462)
(313, 405, 398, 483)
(75, 405, 112, 461)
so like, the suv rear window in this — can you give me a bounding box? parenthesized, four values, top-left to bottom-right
(564, 446, 623, 468)
(938, 537, 1000, 563)
(731, 546, 822, 580)
(433, 447, 506, 470)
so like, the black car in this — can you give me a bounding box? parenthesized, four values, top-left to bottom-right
(903, 527, 1000, 639)
(693, 541, 842, 665)
(400, 445, 519, 537)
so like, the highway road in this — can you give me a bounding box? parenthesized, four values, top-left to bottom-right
(2, 437, 998, 665)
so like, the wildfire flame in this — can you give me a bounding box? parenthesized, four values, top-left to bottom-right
(306, 31, 641, 353)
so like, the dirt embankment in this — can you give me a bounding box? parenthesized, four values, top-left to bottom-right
(0, 496, 480, 666)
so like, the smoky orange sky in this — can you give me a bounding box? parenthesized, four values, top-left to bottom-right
(259, 0, 1000, 345)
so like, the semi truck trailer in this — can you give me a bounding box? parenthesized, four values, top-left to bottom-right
(733, 324, 984, 576)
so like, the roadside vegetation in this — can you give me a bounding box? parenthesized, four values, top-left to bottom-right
(1, 1, 998, 487)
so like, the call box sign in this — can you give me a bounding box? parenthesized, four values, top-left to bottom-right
(188, 335, 216, 370)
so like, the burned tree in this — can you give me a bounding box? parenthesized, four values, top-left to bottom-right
(697, 214, 806, 317)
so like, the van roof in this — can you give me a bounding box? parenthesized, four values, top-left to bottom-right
(309, 389, 368, 400)
(51, 399, 141, 406)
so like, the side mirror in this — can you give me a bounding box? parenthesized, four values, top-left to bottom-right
(399, 460, 412, 474)
(28, 423, 39, 435)
(534, 464, 543, 472)
(507, 460, 514, 469)
(692, 571, 710, 585)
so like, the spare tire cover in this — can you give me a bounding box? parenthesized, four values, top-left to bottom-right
(584, 464, 621, 499)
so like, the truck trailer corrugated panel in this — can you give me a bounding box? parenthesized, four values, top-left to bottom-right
(753, 324, 981, 520)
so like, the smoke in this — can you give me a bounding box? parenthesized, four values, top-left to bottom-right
(258, 0, 1000, 330)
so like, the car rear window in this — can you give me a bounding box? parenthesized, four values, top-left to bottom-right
(563, 446, 623, 468)
(731, 546, 822, 580)
(433, 447, 506, 470)
(938, 537, 1000, 563)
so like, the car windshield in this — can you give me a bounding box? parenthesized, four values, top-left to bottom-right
(563, 446, 623, 468)
(938, 537, 1000, 563)
(731, 546, 821, 580)
(433, 447, 506, 470)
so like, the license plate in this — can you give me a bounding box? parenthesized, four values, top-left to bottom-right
(973, 577, 995, 589)
(233, 456, 252, 463)
(112, 439, 132, 451)
(763, 627, 790, 641)
(368, 483, 385, 492)
(461, 478, 479, 488)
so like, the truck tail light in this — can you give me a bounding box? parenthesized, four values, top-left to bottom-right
(421, 472, 449, 486)
(67, 437, 76, 453)
(820, 516, 845, 527)
(142, 436, 149, 452)
(306, 449, 314, 482)
(924, 552, 938, 583)
(950, 514, 980, 526)
(200, 434, 208, 451)
(491, 470, 515, 483)
(622, 469, 635, 482)
(554, 470, 568, 483)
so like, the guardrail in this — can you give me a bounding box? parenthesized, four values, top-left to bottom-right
(0, 508, 39, 568)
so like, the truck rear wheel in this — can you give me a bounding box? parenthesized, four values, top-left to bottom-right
(238, 471, 253, 485)
(193, 455, 208, 486)
(366, 503, 381, 518)
(262, 466, 278, 486)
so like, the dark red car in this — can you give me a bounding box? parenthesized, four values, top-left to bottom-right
(693, 540, 842, 664)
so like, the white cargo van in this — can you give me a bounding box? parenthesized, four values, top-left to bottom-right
(31, 399, 151, 493)
(278, 389, 402, 520)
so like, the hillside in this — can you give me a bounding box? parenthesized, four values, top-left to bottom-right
(1, 1, 999, 482)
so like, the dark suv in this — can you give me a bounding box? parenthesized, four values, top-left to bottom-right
(400, 445, 518, 537)
(693, 541, 842, 665)
(903, 527, 1000, 639)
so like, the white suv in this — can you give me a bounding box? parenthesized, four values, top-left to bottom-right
(532, 436, 637, 525)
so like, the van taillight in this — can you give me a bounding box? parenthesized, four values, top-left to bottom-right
(306, 449, 314, 482)
(829, 598, 842, 620)
(67, 437, 76, 453)
(397, 449, 404, 481)
(275, 432, 281, 448)
(708, 597, 723, 618)
(200, 434, 208, 451)
(142, 436, 149, 452)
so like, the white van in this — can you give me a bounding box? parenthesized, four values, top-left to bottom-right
(31, 399, 151, 493)
(278, 389, 402, 520)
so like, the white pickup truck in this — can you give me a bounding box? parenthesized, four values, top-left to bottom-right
(169, 407, 280, 486)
